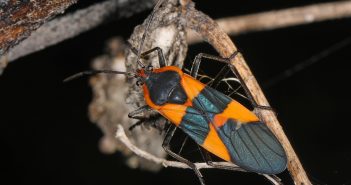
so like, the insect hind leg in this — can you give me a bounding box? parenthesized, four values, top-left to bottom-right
(197, 146, 245, 172)
(190, 52, 235, 78)
(191, 52, 275, 112)
(163, 124, 205, 185)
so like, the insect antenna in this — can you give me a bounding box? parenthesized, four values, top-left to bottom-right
(63, 70, 135, 83)
(134, 0, 165, 68)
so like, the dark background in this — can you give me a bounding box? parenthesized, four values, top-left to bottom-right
(1, 0, 350, 184)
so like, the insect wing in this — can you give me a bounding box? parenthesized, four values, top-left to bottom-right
(217, 119, 287, 174)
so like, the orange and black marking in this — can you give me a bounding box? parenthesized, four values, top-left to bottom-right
(140, 66, 287, 174)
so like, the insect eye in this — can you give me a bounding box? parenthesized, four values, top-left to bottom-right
(136, 80, 144, 86)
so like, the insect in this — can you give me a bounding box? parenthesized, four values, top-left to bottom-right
(65, 0, 287, 184)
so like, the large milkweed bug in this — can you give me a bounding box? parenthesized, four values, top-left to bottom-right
(64, 0, 287, 184)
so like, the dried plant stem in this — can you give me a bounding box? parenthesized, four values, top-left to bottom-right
(0, 0, 78, 55)
(115, 125, 281, 185)
(185, 5, 312, 185)
(3, 0, 153, 63)
(187, 0, 351, 44)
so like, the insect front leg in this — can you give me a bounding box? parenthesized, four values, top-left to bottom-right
(162, 124, 205, 185)
(140, 47, 166, 68)
(127, 42, 166, 68)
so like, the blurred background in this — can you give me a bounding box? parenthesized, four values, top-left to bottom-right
(1, 0, 350, 184)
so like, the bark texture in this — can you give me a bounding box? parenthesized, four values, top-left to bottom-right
(0, 0, 77, 56)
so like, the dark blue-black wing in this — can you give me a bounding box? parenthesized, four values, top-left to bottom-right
(218, 120, 287, 174)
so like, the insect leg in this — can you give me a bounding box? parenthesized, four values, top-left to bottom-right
(128, 120, 144, 131)
(128, 105, 151, 119)
(191, 52, 273, 111)
(127, 42, 166, 68)
(140, 47, 166, 68)
(163, 124, 205, 185)
(190, 53, 231, 89)
(128, 105, 166, 131)
(190, 53, 234, 78)
(128, 105, 150, 130)
(210, 65, 231, 89)
(197, 146, 245, 172)
(225, 54, 273, 111)
(177, 136, 188, 155)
